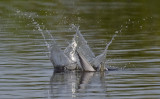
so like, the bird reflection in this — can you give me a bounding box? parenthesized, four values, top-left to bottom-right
(78, 72, 94, 90)
(49, 71, 107, 99)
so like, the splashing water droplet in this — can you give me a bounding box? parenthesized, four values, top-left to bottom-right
(115, 31, 118, 34)
(33, 22, 37, 24)
(16, 10, 20, 13)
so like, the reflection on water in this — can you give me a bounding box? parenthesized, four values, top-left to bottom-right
(49, 68, 160, 99)
(0, 0, 160, 99)
(50, 71, 107, 99)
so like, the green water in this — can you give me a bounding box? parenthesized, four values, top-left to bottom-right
(0, 0, 160, 99)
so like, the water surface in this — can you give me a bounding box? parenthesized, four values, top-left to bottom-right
(0, 0, 160, 99)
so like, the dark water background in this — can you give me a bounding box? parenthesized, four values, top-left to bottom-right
(0, 0, 160, 99)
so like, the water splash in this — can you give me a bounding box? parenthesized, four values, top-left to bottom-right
(50, 24, 118, 71)
(15, 9, 118, 71)
(90, 29, 118, 70)
(15, 9, 57, 51)
(64, 24, 95, 62)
